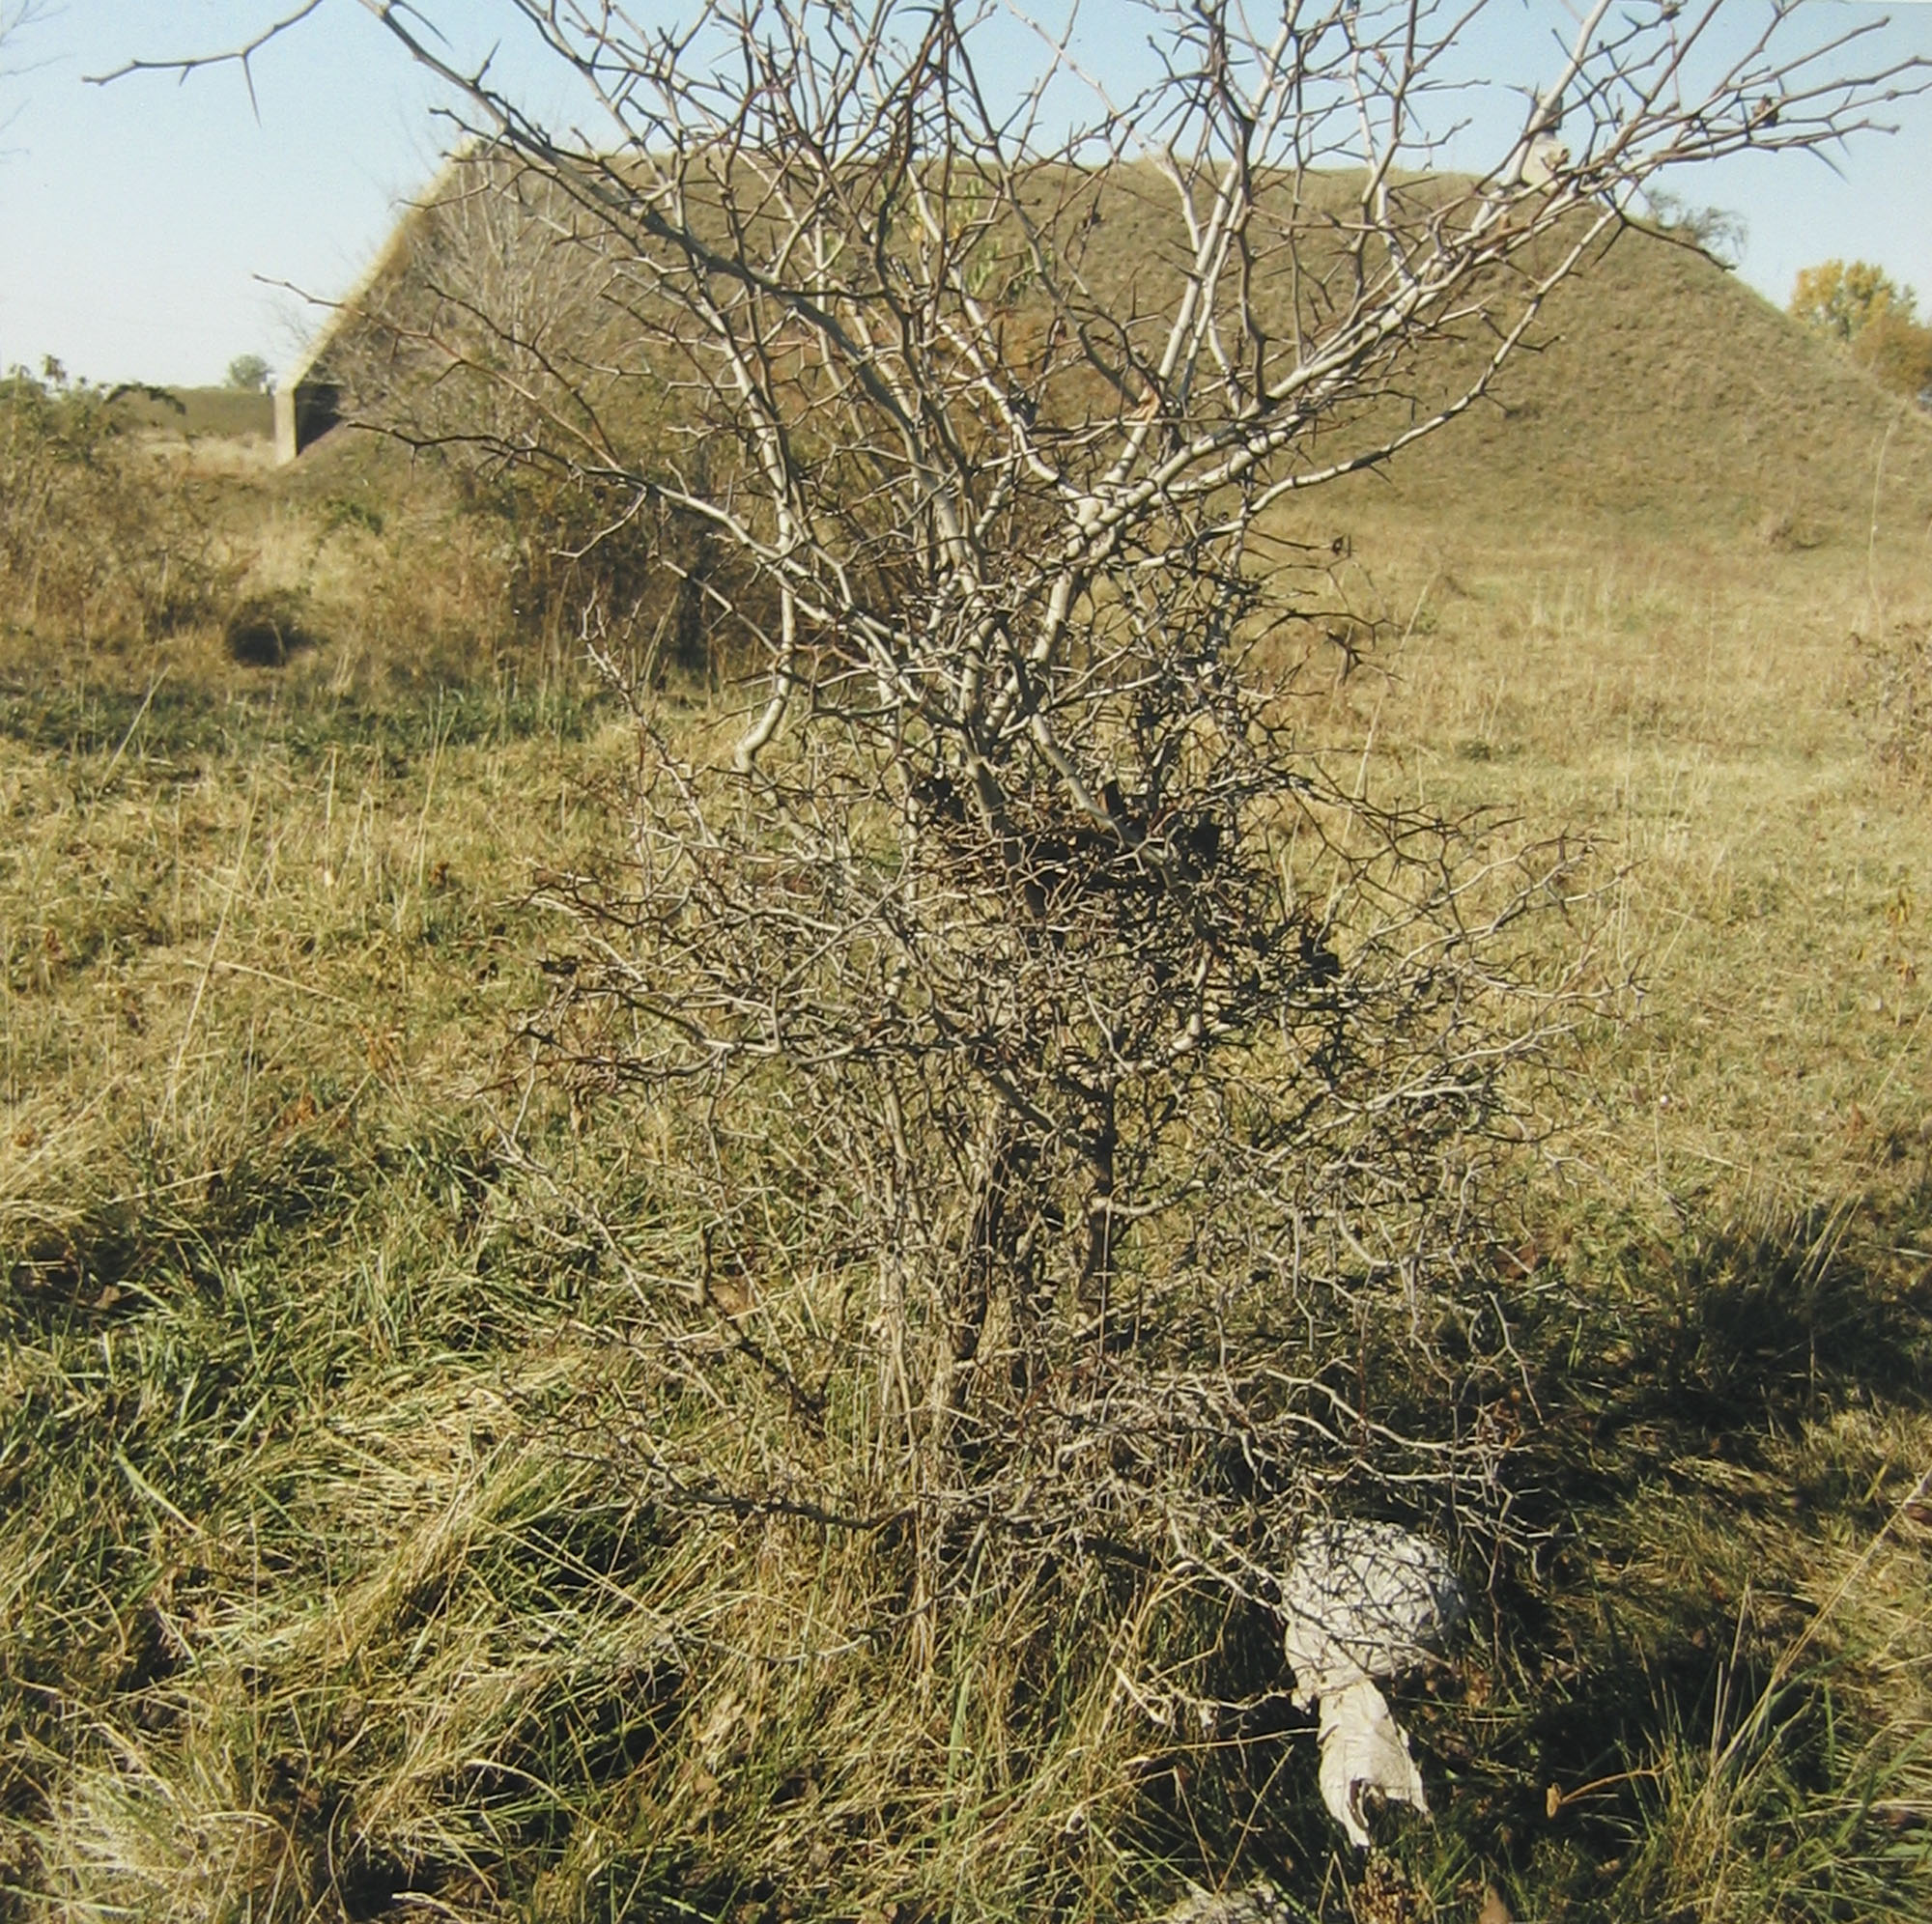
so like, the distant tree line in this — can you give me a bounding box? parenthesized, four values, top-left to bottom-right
(1792, 259, 1932, 407)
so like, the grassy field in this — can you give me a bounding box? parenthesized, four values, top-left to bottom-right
(4, 262, 1932, 1920)
(107, 387, 276, 441)
(1303, 499, 1932, 1920)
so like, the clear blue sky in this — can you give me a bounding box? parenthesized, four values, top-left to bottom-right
(2, 0, 1928, 388)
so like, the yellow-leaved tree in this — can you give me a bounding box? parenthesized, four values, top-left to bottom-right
(1792, 259, 1932, 403)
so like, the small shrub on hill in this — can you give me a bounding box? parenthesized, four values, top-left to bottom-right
(1646, 187, 1747, 269)
(488, 461, 771, 691)
(1852, 309, 1932, 408)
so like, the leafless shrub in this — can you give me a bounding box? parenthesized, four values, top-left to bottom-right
(130, 0, 1926, 1647)
(312, 154, 775, 681)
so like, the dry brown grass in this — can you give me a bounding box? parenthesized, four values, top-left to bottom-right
(1275, 497, 1932, 1216)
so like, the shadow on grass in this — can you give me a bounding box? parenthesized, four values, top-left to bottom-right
(224, 591, 327, 668)
(6, 1098, 1928, 1920)
(2, 1133, 362, 1337)
(0, 629, 613, 773)
(1401, 1177, 1932, 1917)
(1080, 1174, 1932, 1918)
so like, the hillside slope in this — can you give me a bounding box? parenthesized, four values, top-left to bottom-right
(297, 160, 1932, 554)
(1347, 222, 1932, 545)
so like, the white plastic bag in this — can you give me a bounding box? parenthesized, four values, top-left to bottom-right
(1279, 1522, 1465, 1849)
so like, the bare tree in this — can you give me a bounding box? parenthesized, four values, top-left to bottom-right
(0, 3, 48, 61)
(116, 0, 1927, 1662)
(0, 1, 51, 139)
